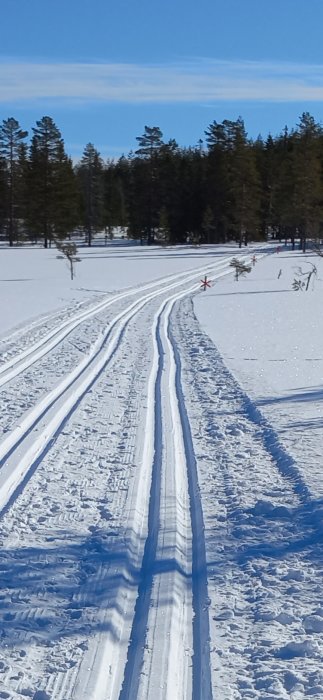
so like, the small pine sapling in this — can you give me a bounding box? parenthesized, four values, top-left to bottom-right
(230, 257, 252, 281)
(56, 240, 81, 280)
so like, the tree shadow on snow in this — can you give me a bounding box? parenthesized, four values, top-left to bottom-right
(286, 417, 323, 430)
(257, 385, 323, 407)
(256, 386, 323, 406)
(210, 289, 291, 297)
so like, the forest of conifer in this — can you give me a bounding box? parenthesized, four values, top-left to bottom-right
(0, 112, 322, 251)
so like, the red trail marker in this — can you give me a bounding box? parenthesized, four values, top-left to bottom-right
(200, 275, 211, 291)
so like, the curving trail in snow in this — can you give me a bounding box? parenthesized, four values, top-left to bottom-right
(0, 257, 239, 516)
(0, 253, 244, 700)
(2, 244, 320, 700)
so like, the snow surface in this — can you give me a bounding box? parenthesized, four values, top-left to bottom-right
(0, 242, 322, 700)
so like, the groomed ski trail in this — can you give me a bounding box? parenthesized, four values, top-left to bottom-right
(0, 247, 266, 700)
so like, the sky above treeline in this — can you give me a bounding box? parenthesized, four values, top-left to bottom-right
(2, 0, 323, 160)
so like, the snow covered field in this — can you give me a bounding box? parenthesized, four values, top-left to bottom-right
(0, 242, 322, 700)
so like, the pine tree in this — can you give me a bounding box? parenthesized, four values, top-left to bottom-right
(53, 146, 80, 240)
(205, 120, 232, 242)
(230, 257, 252, 280)
(27, 116, 78, 247)
(134, 126, 164, 243)
(103, 159, 127, 239)
(293, 113, 323, 252)
(15, 142, 30, 242)
(0, 155, 7, 239)
(56, 240, 81, 280)
(155, 140, 181, 244)
(253, 134, 270, 239)
(135, 125, 164, 159)
(176, 146, 206, 244)
(227, 118, 261, 246)
(0, 117, 28, 246)
(268, 127, 295, 244)
(205, 118, 261, 245)
(76, 143, 105, 246)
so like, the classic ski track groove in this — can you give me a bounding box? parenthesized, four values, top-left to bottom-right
(72, 286, 212, 700)
(119, 291, 192, 700)
(169, 315, 213, 700)
(0, 256, 235, 388)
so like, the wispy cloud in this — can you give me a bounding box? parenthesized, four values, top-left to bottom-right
(1, 58, 323, 104)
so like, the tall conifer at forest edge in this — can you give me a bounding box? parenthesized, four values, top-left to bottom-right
(76, 143, 105, 247)
(134, 126, 164, 243)
(0, 118, 28, 246)
(293, 113, 323, 253)
(27, 116, 79, 248)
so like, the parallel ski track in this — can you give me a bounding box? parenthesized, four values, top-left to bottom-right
(0, 256, 242, 516)
(170, 320, 213, 700)
(75, 280, 212, 700)
(118, 285, 212, 700)
(0, 256, 235, 389)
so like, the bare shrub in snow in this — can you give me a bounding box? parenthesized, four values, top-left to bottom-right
(292, 263, 317, 291)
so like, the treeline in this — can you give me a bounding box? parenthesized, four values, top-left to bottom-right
(1, 112, 323, 250)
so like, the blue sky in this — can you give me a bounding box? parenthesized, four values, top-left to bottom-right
(2, 0, 323, 160)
